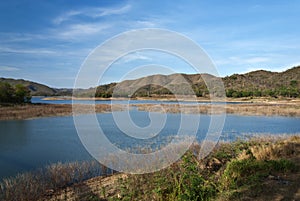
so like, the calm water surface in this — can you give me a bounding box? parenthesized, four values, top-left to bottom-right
(0, 108, 299, 180)
(31, 96, 246, 105)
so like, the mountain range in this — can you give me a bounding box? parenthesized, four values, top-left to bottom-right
(1, 66, 299, 98)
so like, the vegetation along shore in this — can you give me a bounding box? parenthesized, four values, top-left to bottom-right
(134, 100, 300, 117)
(0, 104, 125, 121)
(0, 135, 299, 200)
(0, 98, 300, 121)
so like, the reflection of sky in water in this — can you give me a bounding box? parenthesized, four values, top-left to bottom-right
(0, 110, 299, 179)
(31, 96, 246, 105)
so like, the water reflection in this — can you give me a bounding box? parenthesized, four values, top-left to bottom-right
(0, 110, 299, 180)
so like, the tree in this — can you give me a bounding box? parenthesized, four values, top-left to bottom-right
(226, 89, 236, 97)
(253, 90, 262, 97)
(290, 80, 298, 88)
(0, 82, 31, 104)
(0, 82, 14, 103)
(14, 84, 31, 103)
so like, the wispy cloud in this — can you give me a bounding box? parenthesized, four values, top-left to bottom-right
(54, 23, 111, 39)
(244, 57, 269, 63)
(230, 56, 270, 64)
(94, 4, 131, 17)
(53, 5, 131, 25)
(53, 10, 82, 25)
(0, 32, 48, 43)
(119, 52, 153, 63)
(135, 20, 157, 28)
(0, 47, 56, 55)
(0, 66, 20, 71)
(215, 56, 270, 66)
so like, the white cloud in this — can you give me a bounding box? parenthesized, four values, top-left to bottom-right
(244, 57, 269, 63)
(0, 66, 20, 71)
(228, 56, 270, 65)
(53, 10, 82, 25)
(135, 20, 157, 27)
(94, 4, 131, 17)
(119, 52, 153, 63)
(0, 32, 48, 43)
(55, 23, 111, 39)
(0, 47, 56, 55)
(53, 5, 131, 25)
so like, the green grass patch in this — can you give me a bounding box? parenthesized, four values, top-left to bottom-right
(219, 158, 296, 199)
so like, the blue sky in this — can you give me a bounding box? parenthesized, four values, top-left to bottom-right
(0, 0, 300, 88)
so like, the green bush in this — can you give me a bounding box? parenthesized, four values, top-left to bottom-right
(117, 152, 216, 201)
(221, 158, 295, 190)
(0, 82, 31, 104)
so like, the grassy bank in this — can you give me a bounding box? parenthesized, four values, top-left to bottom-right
(113, 135, 300, 201)
(1, 135, 299, 200)
(135, 102, 300, 117)
(0, 161, 112, 201)
(1, 99, 300, 121)
(0, 104, 125, 120)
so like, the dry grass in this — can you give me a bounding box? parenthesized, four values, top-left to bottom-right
(134, 102, 300, 116)
(0, 104, 125, 120)
(249, 135, 300, 160)
(40, 174, 126, 201)
(1, 100, 300, 121)
(0, 135, 300, 201)
(225, 103, 300, 116)
(0, 161, 113, 201)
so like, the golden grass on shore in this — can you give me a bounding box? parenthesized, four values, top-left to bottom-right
(0, 104, 125, 120)
(134, 102, 300, 117)
(1, 99, 300, 121)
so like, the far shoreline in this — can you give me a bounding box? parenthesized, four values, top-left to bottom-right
(41, 96, 300, 104)
(1, 97, 300, 120)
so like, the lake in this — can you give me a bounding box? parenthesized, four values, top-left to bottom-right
(31, 96, 246, 105)
(0, 107, 299, 180)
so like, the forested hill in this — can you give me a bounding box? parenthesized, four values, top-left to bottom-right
(93, 66, 300, 98)
(222, 66, 300, 97)
(0, 78, 72, 96)
(1, 66, 299, 98)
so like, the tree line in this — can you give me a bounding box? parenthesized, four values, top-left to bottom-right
(95, 86, 299, 98)
(226, 87, 299, 98)
(0, 82, 31, 104)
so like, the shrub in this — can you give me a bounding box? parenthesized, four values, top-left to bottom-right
(220, 158, 295, 191)
(117, 152, 216, 201)
(0, 82, 31, 104)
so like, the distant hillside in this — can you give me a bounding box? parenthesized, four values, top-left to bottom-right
(223, 66, 300, 97)
(91, 66, 300, 98)
(1, 66, 300, 98)
(0, 78, 72, 96)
